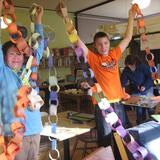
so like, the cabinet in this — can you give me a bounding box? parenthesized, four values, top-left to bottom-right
(52, 47, 75, 67)
(39, 47, 76, 69)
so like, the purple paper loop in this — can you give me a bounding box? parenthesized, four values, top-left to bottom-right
(111, 119, 122, 130)
(44, 38, 49, 49)
(115, 125, 127, 138)
(127, 140, 139, 153)
(75, 47, 83, 57)
(48, 55, 54, 68)
(50, 91, 58, 100)
(135, 146, 148, 159)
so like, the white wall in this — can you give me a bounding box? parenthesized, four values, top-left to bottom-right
(77, 14, 160, 44)
(77, 16, 115, 43)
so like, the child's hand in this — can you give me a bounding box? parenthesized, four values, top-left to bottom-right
(151, 96, 160, 102)
(35, 5, 43, 24)
(123, 92, 131, 100)
(129, 7, 136, 19)
(56, 2, 67, 18)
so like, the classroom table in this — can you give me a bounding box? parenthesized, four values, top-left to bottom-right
(121, 96, 160, 124)
(121, 95, 160, 109)
(40, 111, 95, 160)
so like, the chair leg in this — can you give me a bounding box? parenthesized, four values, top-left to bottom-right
(82, 142, 87, 158)
(71, 138, 79, 160)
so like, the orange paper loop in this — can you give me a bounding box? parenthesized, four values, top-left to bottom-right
(32, 57, 38, 67)
(30, 72, 38, 81)
(11, 122, 25, 134)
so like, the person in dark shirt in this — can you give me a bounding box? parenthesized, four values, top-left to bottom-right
(121, 54, 154, 124)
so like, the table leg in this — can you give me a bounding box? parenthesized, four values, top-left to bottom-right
(77, 98, 81, 113)
(63, 139, 70, 160)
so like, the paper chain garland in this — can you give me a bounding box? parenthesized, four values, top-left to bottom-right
(0, 86, 43, 160)
(132, 4, 158, 83)
(48, 52, 60, 159)
(75, 49, 152, 160)
(29, 4, 53, 59)
(74, 45, 152, 160)
(3, 0, 32, 56)
(56, 1, 153, 159)
(0, 86, 31, 160)
(29, 4, 60, 158)
(0, 1, 44, 159)
(0, 1, 32, 159)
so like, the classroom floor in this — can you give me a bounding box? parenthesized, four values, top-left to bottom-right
(39, 137, 97, 160)
(39, 106, 137, 160)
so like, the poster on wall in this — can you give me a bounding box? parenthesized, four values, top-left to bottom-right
(140, 33, 160, 50)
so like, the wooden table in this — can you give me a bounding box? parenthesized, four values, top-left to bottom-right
(121, 96, 160, 124)
(121, 96, 160, 109)
(59, 91, 92, 112)
(41, 111, 95, 160)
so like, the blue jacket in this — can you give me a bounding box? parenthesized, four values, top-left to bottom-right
(121, 64, 153, 95)
(0, 24, 44, 136)
(24, 24, 44, 136)
(0, 49, 22, 135)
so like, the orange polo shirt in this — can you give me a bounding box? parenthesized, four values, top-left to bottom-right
(87, 46, 124, 102)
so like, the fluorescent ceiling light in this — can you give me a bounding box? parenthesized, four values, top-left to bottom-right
(78, 15, 121, 22)
(111, 33, 122, 40)
(132, 0, 151, 9)
(0, 16, 12, 29)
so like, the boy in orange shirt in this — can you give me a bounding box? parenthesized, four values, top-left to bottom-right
(57, 3, 135, 147)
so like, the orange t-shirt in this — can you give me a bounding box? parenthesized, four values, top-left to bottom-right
(87, 46, 124, 102)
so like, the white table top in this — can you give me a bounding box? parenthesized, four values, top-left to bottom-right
(40, 111, 95, 141)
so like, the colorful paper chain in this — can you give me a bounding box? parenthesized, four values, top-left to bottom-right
(74, 45, 152, 160)
(0, 1, 32, 159)
(3, 0, 40, 85)
(48, 50, 60, 159)
(3, 0, 32, 56)
(0, 1, 43, 159)
(57, 1, 152, 159)
(133, 3, 158, 81)
(0, 86, 31, 160)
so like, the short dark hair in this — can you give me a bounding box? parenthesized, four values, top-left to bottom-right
(17, 25, 28, 39)
(93, 32, 109, 43)
(2, 41, 17, 58)
(125, 54, 141, 66)
(2, 26, 28, 58)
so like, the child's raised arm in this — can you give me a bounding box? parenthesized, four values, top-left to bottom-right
(0, 0, 5, 68)
(118, 6, 136, 53)
(0, 0, 2, 15)
(56, 1, 88, 58)
(35, 5, 43, 25)
(0, 0, 3, 41)
(31, 4, 44, 64)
